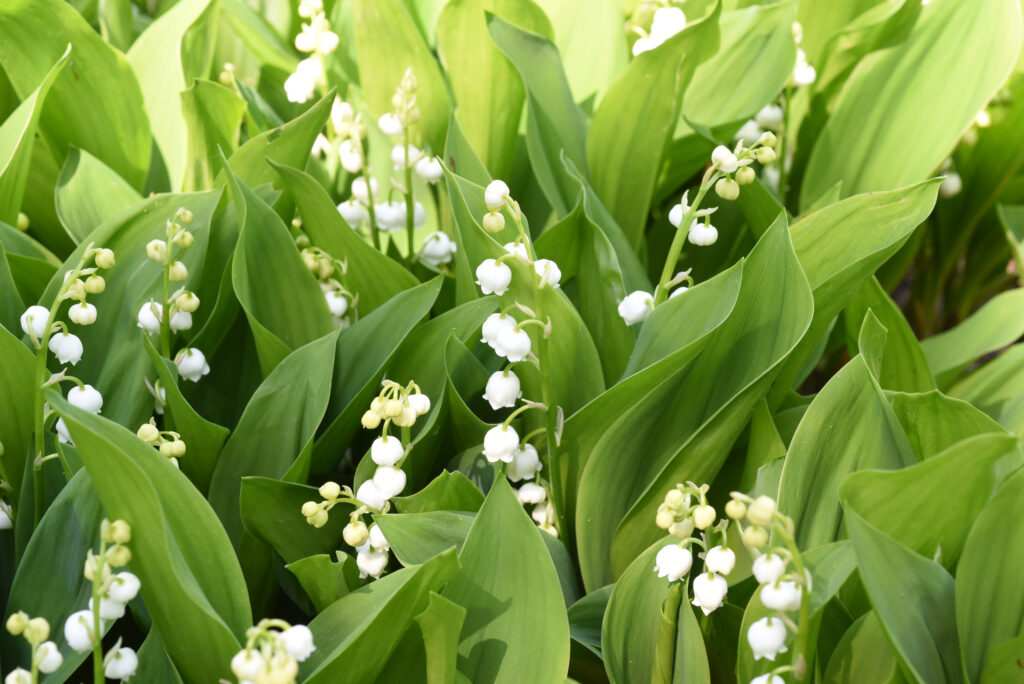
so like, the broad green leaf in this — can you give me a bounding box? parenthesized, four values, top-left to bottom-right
(999, 204, 1024, 275)
(823, 611, 909, 684)
(393, 470, 485, 513)
(209, 331, 338, 542)
(133, 628, 185, 684)
(587, 2, 721, 247)
(442, 478, 570, 682)
(240, 477, 351, 563)
(0, 324, 34, 493)
(352, 0, 450, 152)
(55, 147, 143, 244)
(949, 344, 1024, 438)
(302, 550, 460, 682)
(777, 355, 915, 550)
(979, 634, 1024, 684)
(841, 433, 1020, 569)
(0, 0, 151, 189)
(374, 590, 469, 684)
(285, 553, 362, 612)
(272, 162, 419, 313)
(127, 0, 219, 190)
(956, 468, 1024, 682)
(376, 511, 475, 566)
(568, 584, 612, 657)
(0, 48, 69, 225)
(55, 397, 250, 683)
(220, 0, 297, 73)
(801, 0, 1022, 208)
(890, 391, 1007, 461)
(845, 507, 962, 684)
(225, 171, 333, 375)
(182, 79, 245, 191)
(921, 288, 1024, 387)
(437, 0, 553, 179)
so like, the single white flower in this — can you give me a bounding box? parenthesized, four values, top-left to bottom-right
(88, 596, 126, 620)
(106, 572, 141, 604)
(55, 418, 73, 445)
(0, 501, 12, 530)
(691, 572, 728, 615)
(618, 291, 653, 325)
(174, 348, 210, 382)
(231, 649, 265, 680)
(36, 641, 63, 674)
(483, 425, 519, 463)
(670, 286, 688, 299)
(355, 479, 387, 510)
(408, 393, 430, 415)
(688, 220, 718, 246)
(654, 544, 693, 581)
(338, 139, 363, 174)
(4, 668, 31, 684)
(316, 29, 339, 54)
(68, 302, 97, 326)
(331, 98, 354, 133)
(494, 327, 531, 362)
(475, 259, 512, 296)
(481, 313, 516, 348)
(735, 119, 763, 146)
(337, 198, 369, 227)
(48, 332, 84, 365)
(752, 554, 786, 585)
(68, 384, 103, 413)
(370, 436, 403, 466)
(20, 305, 50, 339)
(484, 180, 510, 210)
(792, 49, 816, 87)
(940, 172, 962, 198)
(533, 259, 562, 288)
(650, 6, 686, 42)
(279, 624, 316, 662)
(507, 443, 541, 482)
(704, 546, 736, 576)
(414, 156, 443, 183)
(516, 481, 547, 504)
(169, 310, 192, 332)
(284, 69, 315, 104)
(483, 370, 521, 410)
(532, 500, 556, 528)
(366, 523, 389, 551)
(373, 465, 407, 499)
(751, 674, 785, 684)
(351, 176, 379, 204)
(325, 291, 348, 318)
(378, 113, 404, 137)
(747, 616, 789, 661)
(356, 547, 389, 578)
(755, 104, 784, 130)
(103, 646, 138, 680)
(64, 610, 100, 652)
(412, 201, 427, 228)
(137, 301, 163, 334)
(503, 242, 529, 260)
(419, 232, 457, 268)
(390, 143, 420, 170)
(760, 580, 802, 612)
(711, 145, 739, 173)
(311, 133, 331, 157)
(632, 35, 657, 56)
(375, 201, 406, 232)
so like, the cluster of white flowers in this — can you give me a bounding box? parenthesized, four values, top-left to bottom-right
(283, 0, 336, 103)
(231, 620, 315, 684)
(299, 241, 357, 329)
(735, 105, 785, 147)
(652, 482, 736, 616)
(136, 419, 186, 468)
(5, 613, 63, 682)
(631, 5, 687, 56)
(63, 519, 140, 680)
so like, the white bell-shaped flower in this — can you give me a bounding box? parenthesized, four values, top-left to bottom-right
(688, 220, 718, 246)
(356, 546, 389, 578)
(351, 176, 379, 204)
(752, 553, 786, 585)
(419, 232, 457, 268)
(654, 544, 693, 581)
(711, 145, 739, 173)
(0, 501, 12, 530)
(5, 668, 31, 684)
(483, 370, 521, 410)
(755, 104, 784, 130)
(483, 425, 519, 463)
(68, 384, 103, 413)
(279, 625, 316, 661)
(649, 6, 686, 42)
(370, 436, 403, 466)
(88, 596, 126, 620)
(735, 119, 763, 146)
(107, 572, 141, 604)
(367, 523, 389, 551)
(390, 144, 420, 170)
(533, 259, 561, 288)
(481, 313, 516, 348)
(378, 113, 403, 137)
(175, 348, 210, 382)
(484, 180, 510, 210)
(940, 172, 962, 198)
(231, 649, 265, 680)
(747, 617, 788, 661)
(169, 310, 192, 332)
(618, 291, 653, 325)
(751, 674, 785, 684)
(64, 610, 100, 652)
(494, 327, 531, 362)
(503, 242, 529, 260)
(408, 393, 430, 415)
(103, 646, 138, 680)
(516, 482, 547, 504)
(337, 199, 369, 227)
(338, 139, 363, 174)
(792, 49, 816, 87)
(412, 201, 427, 228)
(507, 443, 541, 482)
(137, 301, 162, 334)
(36, 641, 63, 674)
(760, 580, 802, 612)
(284, 65, 317, 103)
(48, 332, 83, 365)
(68, 302, 97, 325)
(475, 259, 512, 296)
(704, 546, 736, 576)
(355, 479, 387, 510)
(20, 305, 50, 338)
(325, 290, 348, 317)
(375, 201, 406, 232)
(414, 156, 443, 183)
(372, 465, 407, 499)
(670, 286, 688, 299)
(55, 418, 73, 445)
(632, 35, 657, 56)
(691, 572, 728, 615)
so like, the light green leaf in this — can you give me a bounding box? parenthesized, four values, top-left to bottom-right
(890, 391, 1007, 461)
(393, 469, 485, 513)
(55, 147, 143, 244)
(240, 477, 351, 563)
(823, 611, 910, 684)
(285, 553, 362, 612)
(949, 344, 1024, 438)
(182, 79, 245, 191)
(375, 511, 475, 566)
(0, 324, 34, 493)
(999, 204, 1024, 275)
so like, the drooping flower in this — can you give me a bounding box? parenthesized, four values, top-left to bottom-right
(752, 553, 786, 585)
(483, 425, 519, 463)
(63, 610, 100, 652)
(747, 617, 789, 661)
(36, 641, 63, 673)
(507, 443, 541, 482)
(378, 113, 403, 137)
(68, 384, 103, 413)
(372, 466, 407, 499)
(760, 580, 802, 612)
(791, 48, 816, 87)
(414, 156, 443, 183)
(483, 370, 521, 410)
(337, 199, 369, 227)
(494, 327, 531, 362)
(516, 482, 547, 504)
(420, 232, 457, 268)
(475, 259, 512, 296)
(484, 180, 510, 210)
(618, 291, 653, 325)
(20, 305, 50, 339)
(174, 348, 210, 382)
(691, 572, 729, 615)
(68, 302, 97, 326)
(137, 301, 163, 334)
(279, 625, 316, 661)
(711, 145, 740, 173)
(704, 546, 736, 576)
(169, 310, 192, 332)
(654, 544, 693, 581)
(481, 313, 516, 348)
(48, 332, 84, 365)
(351, 176, 379, 204)
(103, 646, 138, 680)
(687, 220, 718, 246)
(355, 479, 387, 511)
(533, 259, 562, 288)
(370, 436, 404, 466)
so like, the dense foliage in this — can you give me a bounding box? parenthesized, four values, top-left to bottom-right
(1, 0, 1023, 682)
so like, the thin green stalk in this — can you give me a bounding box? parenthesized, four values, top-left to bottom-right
(653, 180, 715, 306)
(91, 541, 106, 684)
(778, 84, 794, 209)
(403, 132, 415, 265)
(778, 525, 811, 680)
(362, 166, 381, 252)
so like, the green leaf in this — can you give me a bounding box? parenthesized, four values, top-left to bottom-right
(777, 355, 915, 550)
(0, 324, 34, 493)
(127, 0, 219, 190)
(823, 611, 909, 684)
(301, 549, 460, 683)
(55, 147, 143, 244)
(890, 391, 1008, 461)
(351, 0, 450, 153)
(240, 477, 351, 563)
(0, 47, 69, 226)
(272, 161, 419, 313)
(225, 170, 334, 375)
(285, 553, 362, 612)
(375, 511, 475, 565)
(956, 468, 1024, 682)
(209, 330, 338, 542)
(220, 0, 297, 74)
(999, 204, 1024, 276)
(0, 0, 152, 189)
(437, 0, 552, 179)
(134, 628, 185, 684)
(587, 2, 721, 248)
(801, 0, 1022, 208)
(568, 584, 612, 657)
(949, 344, 1024, 438)
(54, 396, 250, 683)
(979, 634, 1024, 684)
(920, 288, 1024, 387)
(442, 478, 570, 682)
(182, 79, 245, 191)
(393, 470, 485, 513)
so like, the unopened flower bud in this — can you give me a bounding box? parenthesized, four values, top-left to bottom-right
(482, 211, 505, 233)
(146, 240, 167, 263)
(94, 248, 116, 269)
(664, 489, 686, 508)
(392, 405, 417, 427)
(343, 520, 369, 547)
(16, 212, 29, 231)
(736, 166, 756, 185)
(168, 261, 188, 281)
(758, 131, 777, 147)
(107, 545, 131, 567)
(66, 279, 86, 300)
(177, 292, 200, 313)
(173, 230, 194, 248)
(747, 495, 777, 526)
(742, 525, 769, 548)
(384, 399, 403, 418)
(692, 504, 716, 530)
(301, 501, 320, 518)
(107, 519, 132, 544)
(84, 275, 106, 294)
(725, 499, 747, 520)
(159, 441, 176, 457)
(25, 617, 50, 643)
(361, 410, 382, 429)
(5, 611, 28, 636)
(656, 509, 676, 529)
(715, 177, 740, 201)
(318, 481, 341, 500)
(669, 518, 694, 539)
(755, 146, 777, 165)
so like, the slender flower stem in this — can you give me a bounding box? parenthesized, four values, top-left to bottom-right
(403, 130, 416, 266)
(778, 84, 794, 209)
(653, 176, 716, 306)
(361, 166, 381, 252)
(159, 253, 171, 359)
(91, 541, 106, 684)
(777, 520, 811, 679)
